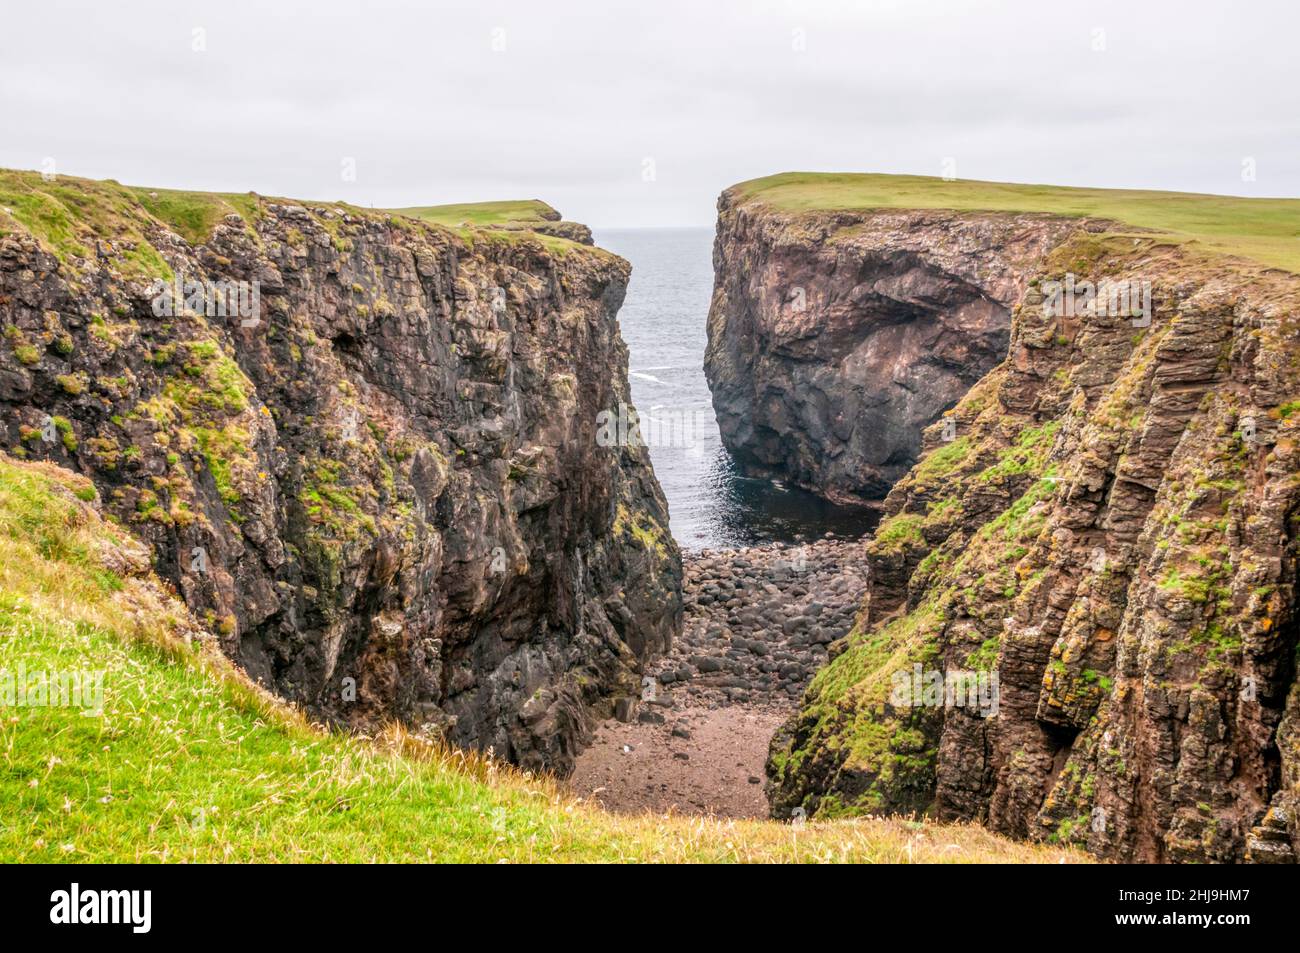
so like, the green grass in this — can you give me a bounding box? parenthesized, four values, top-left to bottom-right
(389, 198, 595, 257)
(872, 512, 926, 553)
(0, 454, 1083, 863)
(128, 186, 260, 246)
(390, 199, 580, 253)
(732, 171, 1300, 273)
(912, 435, 973, 485)
(0, 170, 174, 280)
(0, 167, 586, 279)
(392, 199, 559, 228)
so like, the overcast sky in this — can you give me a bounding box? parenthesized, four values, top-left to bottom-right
(2, 0, 1297, 227)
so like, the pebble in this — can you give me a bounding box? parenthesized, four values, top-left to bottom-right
(643, 538, 870, 713)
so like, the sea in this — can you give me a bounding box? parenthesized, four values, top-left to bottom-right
(594, 227, 880, 551)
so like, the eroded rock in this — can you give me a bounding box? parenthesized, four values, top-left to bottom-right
(705, 192, 1086, 503)
(0, 182, 682, 775)
(766, 226, 1300, 863)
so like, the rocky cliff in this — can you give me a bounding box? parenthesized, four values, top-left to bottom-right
(705, 189, 1083, 503)
(765, 224, 1300, 863)
(0, 171, 681, 774)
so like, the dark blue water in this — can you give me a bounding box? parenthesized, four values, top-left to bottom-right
(595, 227, 881, 551)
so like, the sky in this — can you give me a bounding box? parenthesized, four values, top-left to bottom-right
(2, 0, 1297, 227)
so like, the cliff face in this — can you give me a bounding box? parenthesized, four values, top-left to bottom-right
(0, 173, 681, 775)
(704, 191, 1081, 503)
(767, 227, 1300, 863)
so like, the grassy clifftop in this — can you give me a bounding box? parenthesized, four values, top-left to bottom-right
(392, 198, 594, 253)
(393, 199, 561, 228)
(0, 454, 1083, 862)
(732, 171, 1300, 273)
(0, 169, 589, 283)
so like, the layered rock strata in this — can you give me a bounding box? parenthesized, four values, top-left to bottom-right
(705, 191, 1083, 503)
(0, 173, 681, 774)
(767, 228, 1300, 863)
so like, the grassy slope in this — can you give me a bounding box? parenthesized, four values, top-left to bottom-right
(0, 455, 1083, 863)
(392, 199, 560, 228)
(0, 170, 182, 281)
(732, 171, 1300, 273)
(0, 169, 582, 281)
(390, 199, 584, 256)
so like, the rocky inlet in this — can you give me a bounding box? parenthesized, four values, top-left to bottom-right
(0, 174, 681, 777)
(569, 535, 869, 817)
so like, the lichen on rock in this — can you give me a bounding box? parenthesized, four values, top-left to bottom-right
(765, 226, 1300, 863)
(0, 169, 682, 776)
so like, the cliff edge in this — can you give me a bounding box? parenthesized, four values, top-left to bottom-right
(0, 170, 681, 775)
(749, 176, 1300, 861)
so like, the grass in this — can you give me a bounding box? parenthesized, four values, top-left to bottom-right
(0, 170, 174, 280)
(392, 199, 559, 228)
(0, 166, 586, 280)
(732, 171, 1300, 273)
(389, 198, 584, 254)
(0, 453, 1083, 863)
(128, 186, 261, 246)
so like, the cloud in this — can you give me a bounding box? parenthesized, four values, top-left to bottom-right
(2, 0, 1296, 226)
